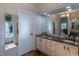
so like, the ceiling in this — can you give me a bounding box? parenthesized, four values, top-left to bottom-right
(0, 3, 79, 15)
(38, 3, 66, 14)
(39, 3, 79, 15)
(0, 3, 66, 14)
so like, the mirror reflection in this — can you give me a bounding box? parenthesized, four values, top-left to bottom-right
(60, 17, 68, 35)
(4, 14, 18, 50)
(5, 14, 14, 44)
(70, 18, 79, 30)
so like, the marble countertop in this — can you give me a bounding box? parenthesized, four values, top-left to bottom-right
(36, 35, 79, 47)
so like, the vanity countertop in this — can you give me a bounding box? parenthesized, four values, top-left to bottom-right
(36, 35, 79, 47)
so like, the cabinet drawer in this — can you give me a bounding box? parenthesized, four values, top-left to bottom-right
(47, 40, 52, 43)
(47, 48, 56, 56)
(47, 40, 52, 47)
(47, 48, 52, 55)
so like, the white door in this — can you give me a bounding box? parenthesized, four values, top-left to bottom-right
(18, 12, 33, 56)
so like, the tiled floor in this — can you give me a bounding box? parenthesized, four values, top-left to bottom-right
(23, 50, 46, 56)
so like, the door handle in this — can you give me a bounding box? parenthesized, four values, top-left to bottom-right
(31, 33, 33, 36)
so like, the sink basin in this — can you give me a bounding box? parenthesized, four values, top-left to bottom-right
(42, 36, 47, 37)
(48, 37, 53, 39)
(62, 40, 74, 43)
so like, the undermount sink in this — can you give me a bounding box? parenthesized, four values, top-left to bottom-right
(62, 40, 74, 43)
(42, 36, 47, 37)
(48, 37, 53, 39)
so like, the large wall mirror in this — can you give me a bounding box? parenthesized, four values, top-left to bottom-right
(5, 14, 18, 50)
(70, 18, 79, 31)
(60, 17, 68, 35)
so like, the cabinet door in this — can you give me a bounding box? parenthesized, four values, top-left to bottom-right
(36, 37, 42, 51)
(55, 41, 64, 56)
(63, 45, 70, 56)
(50, 41, 56, 56)
(69, 46, 78, 56)
(63, 44, 78, 56)
(41, 38, 47, 54)
(47, 40, 52, 55)
(47, 40, 64, 56)
(47, 40, 57, 56)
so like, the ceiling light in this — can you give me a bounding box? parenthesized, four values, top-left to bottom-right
(61, 14, 65, 17)
(66, 6, 71, 9)
(68, 8, 72, 11)
(66, 14, 69, 16)
(47, 14, 50, 16)
(43, 12, 47, 15)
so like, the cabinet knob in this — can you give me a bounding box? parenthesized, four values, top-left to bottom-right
(78, 51, 79, 55)
(40, 39, 42, 41)
(49, 51, 52, 53)
(49, 45, 51, 47)
(64, 46, 65, 49)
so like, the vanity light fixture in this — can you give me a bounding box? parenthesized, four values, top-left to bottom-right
(43, 12, 47, 15)
(66, 13, 69, 16)
(66, 6, 72, 12)
(61, 14, 65, 17)
(61, 13, 69, 17)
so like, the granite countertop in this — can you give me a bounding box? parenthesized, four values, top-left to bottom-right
(36, 35, 79, 47)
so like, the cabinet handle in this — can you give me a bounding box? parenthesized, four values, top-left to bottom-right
(67, 47, 69, 51)
(78, 51, 79, 55)
(64, 46, 65, 49)
(40, 39, 42, 41)
(49, 51, 52, 53)
(49, 45, 51, 47)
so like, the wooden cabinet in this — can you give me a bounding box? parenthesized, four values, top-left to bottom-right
(54, 41, 64, 56)
(41, 38, 47, 54)
(63, 44, 78, 56)
(47, 40, 53, 55)
(63, 44, 70, 56)
(35, 37, 47, 54)
(35, 37, 42, 51)
(35, 37, 79, 56)
(68, 45, 78, 56)
(47, 40, 64, 56)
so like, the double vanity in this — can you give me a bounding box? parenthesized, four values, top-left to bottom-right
(35, 35, 79, 56)
(35, 8, 79, 56)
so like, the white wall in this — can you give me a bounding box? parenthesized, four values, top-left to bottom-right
(0, 4, 48, 56)
(0, 4, 39, 56)
(38, 3, 65, 14)
(34, 16, 48, 35)
(18, 10, 47, 55)
(18, 12, 32, 55)
(0, 13, 5, 56)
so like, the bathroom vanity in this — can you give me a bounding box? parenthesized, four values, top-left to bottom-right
(35, 35, 79, 56)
